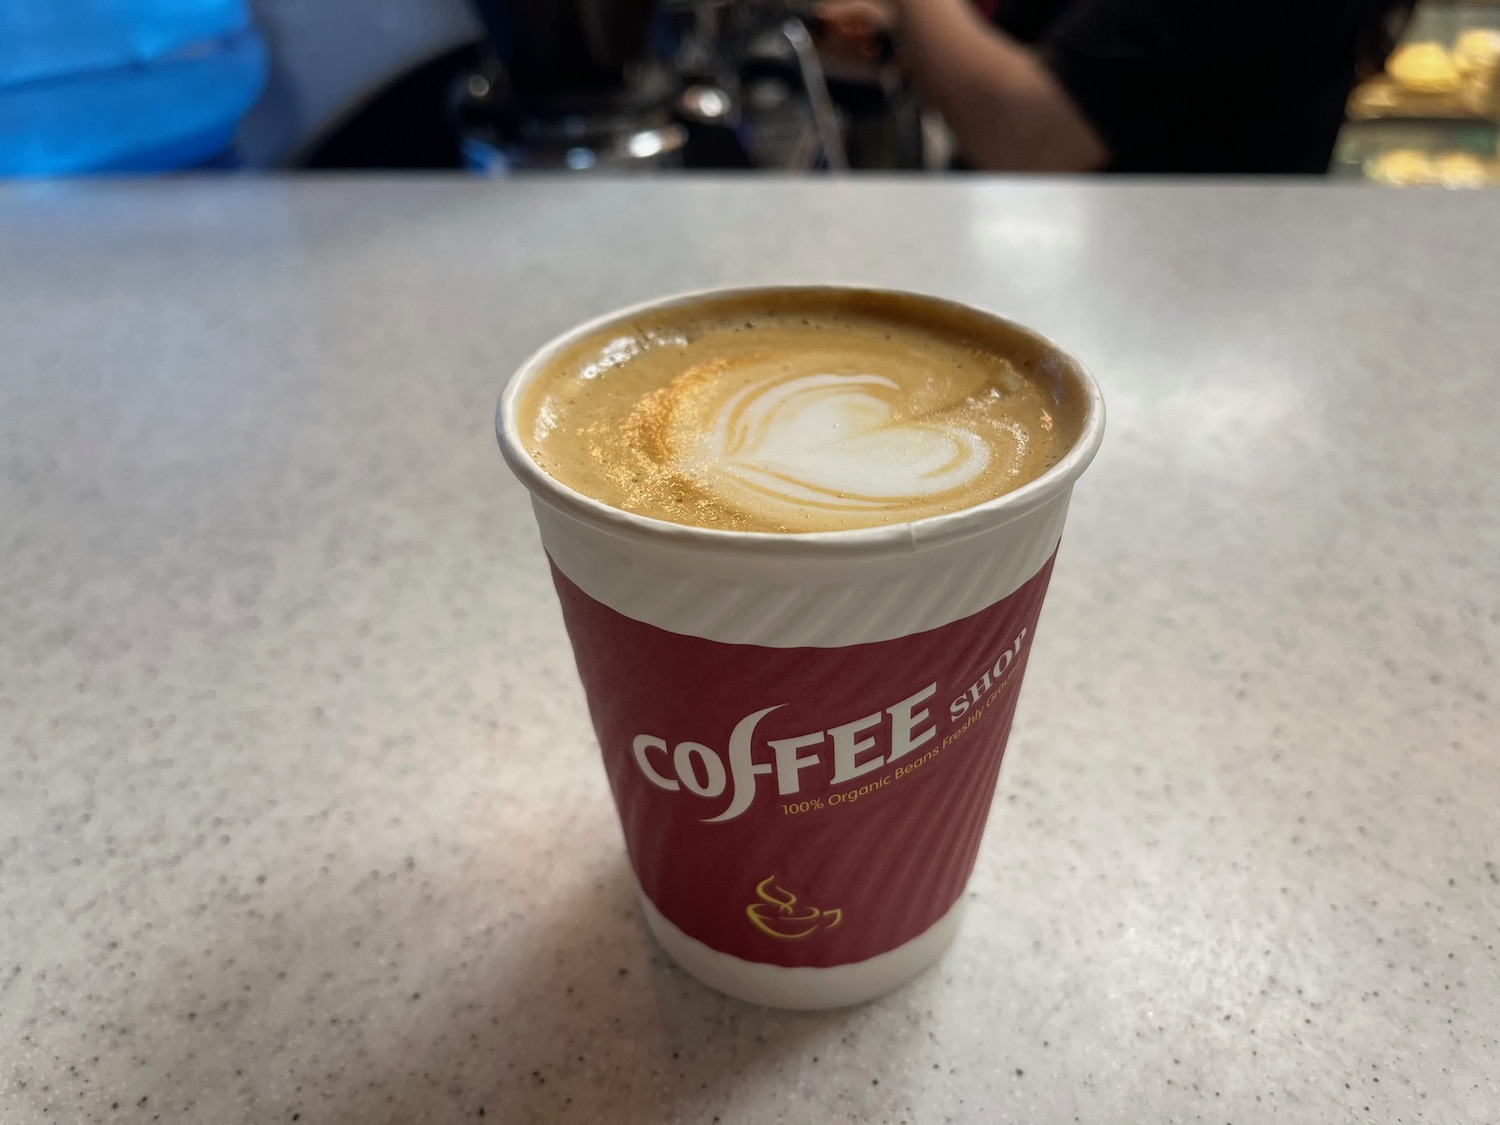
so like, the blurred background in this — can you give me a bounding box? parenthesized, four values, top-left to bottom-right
(2, 0, 1498, 185)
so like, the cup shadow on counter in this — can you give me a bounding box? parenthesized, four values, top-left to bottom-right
(340, 848, 926, 1125)
(345, 852, 855, 1125)
(122, 845, 930, 1125)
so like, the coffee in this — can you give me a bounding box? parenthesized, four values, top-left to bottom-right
(518, 289, 1085, 533)
(497, 285, 1104, 1007)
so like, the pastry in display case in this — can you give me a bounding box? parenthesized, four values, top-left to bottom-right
(1364, 146, 1493, 184)
(1453, 26, 1500, 71)
(1388, 40, 1463, 92)
(1454, 27, 1500, 112)
(1338, 0, 1500, 185)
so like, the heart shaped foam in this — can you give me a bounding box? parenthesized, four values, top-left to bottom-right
(677, 372, 991, 519)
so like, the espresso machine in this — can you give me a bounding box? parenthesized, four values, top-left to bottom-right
(456, 0, 923, 172)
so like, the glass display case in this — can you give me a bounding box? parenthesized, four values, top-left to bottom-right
(1334, 0, 1500, 184)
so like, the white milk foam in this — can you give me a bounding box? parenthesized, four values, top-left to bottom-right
(519, 292, 1076, 533)
(675, 372, 992, 520)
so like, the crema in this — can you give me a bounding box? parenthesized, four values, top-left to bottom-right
(518, 289, 1085, 533)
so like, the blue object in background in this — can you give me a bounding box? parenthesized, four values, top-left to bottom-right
(0, 0, 268, 175)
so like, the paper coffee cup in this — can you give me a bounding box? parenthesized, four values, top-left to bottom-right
(497, 286, 1104, 1009)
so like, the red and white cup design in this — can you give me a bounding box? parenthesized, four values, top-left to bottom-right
(498, 287, 1104, 1008)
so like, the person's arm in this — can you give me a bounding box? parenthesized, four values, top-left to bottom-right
(892, 0, 1109, 171)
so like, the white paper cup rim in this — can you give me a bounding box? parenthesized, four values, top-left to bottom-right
(497, 285, 1104, 560)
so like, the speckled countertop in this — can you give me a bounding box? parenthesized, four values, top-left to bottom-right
(2, 180, 1497, 1125)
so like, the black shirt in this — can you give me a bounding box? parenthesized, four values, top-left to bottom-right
(992, 0, 1367, 172)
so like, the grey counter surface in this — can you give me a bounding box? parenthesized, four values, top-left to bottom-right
(1, 179, 1497, 1125)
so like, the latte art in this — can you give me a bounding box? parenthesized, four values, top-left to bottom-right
(678, 371, 995, 520)
(518, 289, 1084, 533)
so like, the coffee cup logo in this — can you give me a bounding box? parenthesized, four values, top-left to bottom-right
(745, 876, 843, 940)
(630, 681, 942, 823)
(547, 547, 1063, 971)
(628, 627, 1030, 822)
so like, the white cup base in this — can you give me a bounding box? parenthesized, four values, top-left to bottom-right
(639, 892, 964, 1010)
